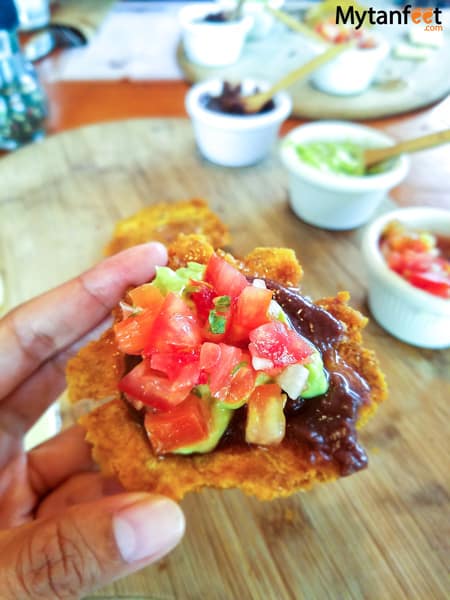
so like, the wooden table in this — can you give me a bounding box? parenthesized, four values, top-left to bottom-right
(1, 115, 449, 600)
(37, 77, 450, 211)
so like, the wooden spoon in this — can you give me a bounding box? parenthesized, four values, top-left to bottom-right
(241, 42, 353, 113)
(228, 0, 246, 21)
(363, 129, 450, 169)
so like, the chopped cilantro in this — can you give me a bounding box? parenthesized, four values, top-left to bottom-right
(208, 310, 227, 334)
(213, 295, 231, 309)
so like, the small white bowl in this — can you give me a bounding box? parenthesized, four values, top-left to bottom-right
(362, 207, 450, 349)
(179, 3, 253, 67)
(186, 78, 292, 167)
(280, 121, 409, 230)
(310, 37, 390, 96)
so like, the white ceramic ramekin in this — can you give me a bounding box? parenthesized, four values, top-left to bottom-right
(362, 207, 450, 349)
(179, 3, 253, 67)
(310, 37, 390, 96)
(280, 121, 409, 230)
(186, 78, 292, 167)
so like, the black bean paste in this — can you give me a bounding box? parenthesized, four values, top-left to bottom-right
(219, 281, 370, 476)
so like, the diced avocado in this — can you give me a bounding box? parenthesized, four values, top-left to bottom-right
(173, 401, 233, 455)
(301, 351, 329, 398)
(255, 372, 272, 386)
(217, 397, 247, 410)
(192, 384, 210, 399)
(195, 381, 246, 410)
(152, 266, 185, 295)
(177, 261, 206, 282)
(151, 261, 205, 295)
(294, 141, 366, 177)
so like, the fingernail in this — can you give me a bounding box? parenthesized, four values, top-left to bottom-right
(113, 498, 185, 563)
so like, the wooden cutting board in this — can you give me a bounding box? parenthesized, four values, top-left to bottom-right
(0, 120, 448, 600)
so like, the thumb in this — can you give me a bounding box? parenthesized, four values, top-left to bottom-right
(0, 493, 185, 599)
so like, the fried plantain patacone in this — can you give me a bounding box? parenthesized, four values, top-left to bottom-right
(66, 201, 387, 501)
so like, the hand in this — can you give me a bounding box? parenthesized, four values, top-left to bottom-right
(0, 243, 185, 599)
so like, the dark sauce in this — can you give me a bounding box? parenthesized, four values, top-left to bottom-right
(201, 82, 275, 116)
(199, 11, 231, 23)
(218, 281, 371, 476)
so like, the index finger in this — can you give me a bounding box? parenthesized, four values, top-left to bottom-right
(0, 242, 167, 400)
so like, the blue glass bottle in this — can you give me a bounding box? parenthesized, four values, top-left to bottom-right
(0, 0, 48, 149)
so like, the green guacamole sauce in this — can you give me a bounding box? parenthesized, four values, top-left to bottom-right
(294, 141, 389, 177)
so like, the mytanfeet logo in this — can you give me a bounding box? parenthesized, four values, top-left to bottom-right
(336, 4, 443, 31)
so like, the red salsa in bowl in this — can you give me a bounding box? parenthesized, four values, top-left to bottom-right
(380, 221, 450, 299)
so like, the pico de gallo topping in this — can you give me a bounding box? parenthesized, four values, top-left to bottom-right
(314, 18, 377, 48)
(380, 221, 450, 299)
(114, 254, 329, 456)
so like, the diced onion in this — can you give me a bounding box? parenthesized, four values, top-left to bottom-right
(119, 301, 142, 318)
(276, 363, 309, 399)
(252, 356, 274, 371)
(252, 278, 267, 289)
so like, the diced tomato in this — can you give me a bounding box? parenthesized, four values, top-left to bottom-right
(201, 343, 242, 399)
(144, 394, 211, 454)
(245, 383, 286, 446)
(225, 358, 256, 407)
(150, 350, 200, 379)
(128, 284, 165, 310)
(407, 271, 450, 299)
(144, 292, 201, 354)
(386, 233, 430, 254)
(387, 250, 433, 275)
(119, 359, 200, 411)
(188, 280, 215, 323)
(381, 222, 450, 299)
(204, 254, 248, 298)
(199, 342, 222, 370)
(209, 344, 242, 398)
(249, 321, 312, 372)
(201, 326, 226, 344)
(335, 31, 349, 43)
(229, 286, 273, 343)
(114, 304, 164, 355)
(359, 37, 377, 49)
(198, 371, 208, 385)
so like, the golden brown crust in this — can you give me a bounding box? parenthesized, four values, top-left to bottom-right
(241, 247, 303, 288)
(82, 398, 339, 501)
(66, 328, 124, 404)
(168, 243, 303, 288)
(104, 198, 230, 256)
(168, 234, 215, 270)
(68, 233, 387, 501)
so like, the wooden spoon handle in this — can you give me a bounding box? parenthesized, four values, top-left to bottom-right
(230, 0, 246, 21)
(364, 129, 450, 167)
(243, 42, 353, 112)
